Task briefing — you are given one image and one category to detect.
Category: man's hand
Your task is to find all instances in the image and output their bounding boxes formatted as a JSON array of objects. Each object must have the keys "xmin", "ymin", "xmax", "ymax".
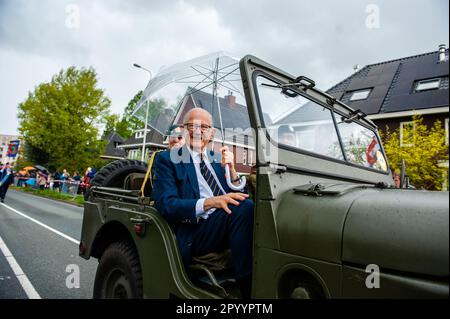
[
  {"xmin": 204, "ymin": 193, "xmax": 249, "ymax": 214},
  {"xmin": 221, "ymin": 146, "xmax": 239, "ymax": 183},
  {"xmin": 221, "ymin": 146, "xmax": 235, "ymax": 170}
]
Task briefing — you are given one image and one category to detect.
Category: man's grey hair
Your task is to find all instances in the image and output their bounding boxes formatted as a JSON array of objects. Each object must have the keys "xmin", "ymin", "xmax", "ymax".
[{"xmin": 182, "ymin": 107, "xmax": 214, "ymax": 126}]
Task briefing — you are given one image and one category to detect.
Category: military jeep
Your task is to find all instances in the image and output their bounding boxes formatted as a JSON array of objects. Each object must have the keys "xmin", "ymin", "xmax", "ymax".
[{"xmin": 79, "ymin": 55, "xmax": 449, "ymax": 299}]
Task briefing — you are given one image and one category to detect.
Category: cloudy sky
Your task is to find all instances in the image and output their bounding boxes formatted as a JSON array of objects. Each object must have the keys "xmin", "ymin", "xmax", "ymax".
[{"xmin": 0, "ymin": 0, "xmax": 448, "ymax": 135}]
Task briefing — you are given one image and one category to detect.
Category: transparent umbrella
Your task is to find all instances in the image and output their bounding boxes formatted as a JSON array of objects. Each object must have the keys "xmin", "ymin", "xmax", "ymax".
[{"xmin": 132, "ymin": 51, "xmax": 247, "ymax": 190}]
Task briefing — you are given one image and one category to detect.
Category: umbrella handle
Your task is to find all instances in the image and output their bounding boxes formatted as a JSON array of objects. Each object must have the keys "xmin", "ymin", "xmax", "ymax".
[{"xmin": 224, "ymin": 164, "xmax": 246, "ymax": 191}]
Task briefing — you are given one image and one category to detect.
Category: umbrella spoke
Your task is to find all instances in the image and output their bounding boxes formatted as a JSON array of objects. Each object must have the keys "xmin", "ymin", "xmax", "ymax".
[
  {"xmin": 191, "ymin": 66, "xmax": 215, "ymax": 82},
  {"xmin": 196, "ymin": 61, "xmax": 238, "ymax": 75},
  {"xmin": 216, "ymin": 61, "xmax": 239, "ymax": 72},
  {"xmin": 186, "ymin": 82, "xmax": 216, "ymax": 96},
  {"xmin": 215, "ymin": 66, "xmax": 240, "ymax": 83},
  {"xmin": 174, "ymin": 72, "xmax": 211, "ymax": 82},
  {"xmin": 218, "ymin": 81, "xmax": 244, "ymax": 97},
  {"xmin": 176, "ymin": 80, "xmax": 216, "ymax": 84}
]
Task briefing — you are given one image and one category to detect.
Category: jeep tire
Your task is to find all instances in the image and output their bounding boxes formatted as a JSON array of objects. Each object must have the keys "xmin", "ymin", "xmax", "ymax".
[
  {"xmin": 85, "ymin": 159, "xmax": 148, "ymax": 200},
  {"xmin": 93, "ymin": 241, "xmax": 143, "ymax": 299}
]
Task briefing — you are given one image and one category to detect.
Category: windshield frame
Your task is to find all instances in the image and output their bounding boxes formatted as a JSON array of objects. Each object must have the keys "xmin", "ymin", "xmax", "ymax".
[{"xmin": 252, "ymin": 71, "xmax": 390, "ymax": 175}]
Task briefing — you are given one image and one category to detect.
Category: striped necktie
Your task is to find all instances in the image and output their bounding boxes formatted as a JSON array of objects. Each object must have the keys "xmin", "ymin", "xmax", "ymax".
[{"xmin": 200, "ymin": 155, "xmax": 223, "ymax": 196}]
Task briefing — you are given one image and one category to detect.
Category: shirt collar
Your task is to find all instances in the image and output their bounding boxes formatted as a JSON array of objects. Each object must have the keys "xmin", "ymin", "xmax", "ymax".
[{"xmin": 186, "ymin": 146, "xmax": 209, "ymax": 163}]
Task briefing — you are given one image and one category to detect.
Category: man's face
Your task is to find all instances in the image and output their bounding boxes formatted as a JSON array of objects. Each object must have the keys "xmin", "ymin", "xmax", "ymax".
[
  {"xmin": 394, "ymin": 175, "xmax": 401, "ymax": 187},
  {"xmin": 184, "ymin": 109, "xmax": 215, "ymax": 152}
]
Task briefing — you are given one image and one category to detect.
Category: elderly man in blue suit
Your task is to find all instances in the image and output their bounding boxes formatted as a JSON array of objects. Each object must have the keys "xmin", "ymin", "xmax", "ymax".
[{"xmin": 152, "ymin": 108, "xmax": 254, "ymax": 298}]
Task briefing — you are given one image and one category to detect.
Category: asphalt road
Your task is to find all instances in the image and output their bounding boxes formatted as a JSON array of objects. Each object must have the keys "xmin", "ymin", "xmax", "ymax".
[{"xmin": 0, "ymin": 189, "xmax": 98, "ymax": 299}]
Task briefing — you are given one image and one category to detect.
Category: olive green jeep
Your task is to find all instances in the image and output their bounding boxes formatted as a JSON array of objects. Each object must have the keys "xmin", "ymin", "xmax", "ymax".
[{"xmin": 79, "ymin": 55, "xmax": 449, "ymax": 299}]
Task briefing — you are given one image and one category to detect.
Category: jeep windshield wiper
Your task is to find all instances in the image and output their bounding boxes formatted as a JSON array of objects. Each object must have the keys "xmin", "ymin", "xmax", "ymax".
[
  {"xmin": 260, "ymin": 82, "xmax": 300, "ymax": 98},
  {"xmin": 339, "ymin": 109, "xmax": 368, "ymax": 123},
  {"xmin": 261, "ymin": 76, "xmax": 316, "ymax": 98}
]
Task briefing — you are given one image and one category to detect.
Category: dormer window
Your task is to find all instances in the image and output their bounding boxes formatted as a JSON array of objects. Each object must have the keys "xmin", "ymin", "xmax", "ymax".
[
  {"xmin": 349, "ymin": 88, "xmax": 371, "ymax": 101},
  {"xmin": 414, "ymin": 78, "xmax": 440, "ymax": 92},
  {"xmin": 135, "ymin": 131, "xmax": 145, "ymax": 139}
]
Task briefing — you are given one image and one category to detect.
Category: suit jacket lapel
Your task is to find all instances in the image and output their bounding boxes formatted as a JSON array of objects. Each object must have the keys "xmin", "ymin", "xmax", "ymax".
[{"xmin": 180, "ymin": 146, "xmax": 200, "ymax": 198}]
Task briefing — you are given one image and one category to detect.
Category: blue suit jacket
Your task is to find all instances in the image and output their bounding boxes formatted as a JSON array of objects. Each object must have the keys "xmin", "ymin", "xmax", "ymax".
[
  {"xmin": 152, "ymin": 146, "xmax": 234, "ymax": 265},
  {"xmin": 0, "ymin": 172, "xmax": 14, "ymax": 187}
]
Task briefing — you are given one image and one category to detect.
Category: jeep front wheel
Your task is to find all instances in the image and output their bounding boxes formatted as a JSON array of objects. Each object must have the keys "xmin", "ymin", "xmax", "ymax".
[{"xmin": 93, "ymin": 241, "xmax": 143, "ymax": 299}]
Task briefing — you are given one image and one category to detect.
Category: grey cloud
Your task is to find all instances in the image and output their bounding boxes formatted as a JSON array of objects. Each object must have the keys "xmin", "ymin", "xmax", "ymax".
[{"xmin": 0, "ymin": 0, "xmax": 447, "ymax": 135}]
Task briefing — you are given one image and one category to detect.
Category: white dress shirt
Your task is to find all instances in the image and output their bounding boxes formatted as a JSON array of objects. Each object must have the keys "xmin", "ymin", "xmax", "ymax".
[{"xmin": 187, "ymin": 147, "xmax": 226, "ymax": 220}]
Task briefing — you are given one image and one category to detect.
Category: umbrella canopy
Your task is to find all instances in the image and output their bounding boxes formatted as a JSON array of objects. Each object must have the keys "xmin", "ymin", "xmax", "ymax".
[
  {"xmin": 132, "ymin": 51, "xmax": 247, "ymax": 139},
  {"xmin": 132, "ymin": 51, "xmax": 248, "ymax": 190},
  {"xmin": 34, "ymin": 165, "xmax": 50, "ymax": 175}
]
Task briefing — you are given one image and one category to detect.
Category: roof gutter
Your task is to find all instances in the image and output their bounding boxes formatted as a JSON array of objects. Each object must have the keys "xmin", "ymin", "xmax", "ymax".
[
  {"xmin": 118, "ymin": 142, "xmax": 167, "ymax": 149},
  {"xmin": 367, "ymin": 106, "xmax": 449, "ymax": 120}
]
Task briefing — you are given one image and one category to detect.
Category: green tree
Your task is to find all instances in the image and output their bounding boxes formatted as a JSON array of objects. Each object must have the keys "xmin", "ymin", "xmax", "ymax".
[
  {"xmin": 123, "ymin": 90, "xmax": 145, "ymax": 131},
  {"xmin": 17, "ymin": 66, "xmax": 111, "ymax": 173},
  {"xmin": 102, "ymin": 113, "xmax": 132, "ymax": 140},
  {"xmin": 102, "ymin": 90, "xmax": 145, "ymax": 140},
  {"xmin": 382, "ymin": 115, "xmax": 448, "ymax": 190}
]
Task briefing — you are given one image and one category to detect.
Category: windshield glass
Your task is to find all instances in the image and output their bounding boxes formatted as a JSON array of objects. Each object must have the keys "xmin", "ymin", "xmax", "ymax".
[
  {"xmin": 335, "ymin": 120, "xmax": 387, "ymax": 171},
  {"xmin": 256, "ymin": 75, "xmax": 388, "ymax": 172}
]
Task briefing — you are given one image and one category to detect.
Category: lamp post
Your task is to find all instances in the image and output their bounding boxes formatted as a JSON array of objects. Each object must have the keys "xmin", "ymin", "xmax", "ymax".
[{"xmin": 133, "ymin": 63, "xmax": 152, "ymax": 162}]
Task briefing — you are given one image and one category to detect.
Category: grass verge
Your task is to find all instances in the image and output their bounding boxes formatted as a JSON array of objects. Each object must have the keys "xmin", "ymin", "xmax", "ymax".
[{"xmin": 10, "ymin": 186, "xmax": 84, "ymax": 206}]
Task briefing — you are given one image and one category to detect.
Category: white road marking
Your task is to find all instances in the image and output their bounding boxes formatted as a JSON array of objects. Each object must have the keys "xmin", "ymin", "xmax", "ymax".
[
  {"xmin": 0, "ymin": 203, "xmax": 80, "ymax": 245},
  {"xmin": 0, "ymin": 235, "xmax": 41, "ymax": 299}
]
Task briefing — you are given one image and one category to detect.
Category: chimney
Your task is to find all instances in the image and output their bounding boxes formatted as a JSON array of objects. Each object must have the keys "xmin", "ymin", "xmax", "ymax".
[
  {"xmin": 225, "ymin": 90, "xmax": 236, "ymax": 106},
  {"xmin": 438, "ymin": 44, "xmax": 447, "ymax": 62}
]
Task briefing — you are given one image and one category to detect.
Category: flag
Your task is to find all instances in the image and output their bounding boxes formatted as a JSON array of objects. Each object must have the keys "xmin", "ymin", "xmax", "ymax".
[{"xmin": 6, "ymin": 140, "xmax": 20, "ymax": 158}]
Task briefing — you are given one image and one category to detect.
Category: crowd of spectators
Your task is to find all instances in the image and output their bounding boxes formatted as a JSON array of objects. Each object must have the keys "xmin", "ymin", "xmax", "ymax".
[{"xmin": 14, "ymin": 166, "xmax": 97, "ymax": 196}]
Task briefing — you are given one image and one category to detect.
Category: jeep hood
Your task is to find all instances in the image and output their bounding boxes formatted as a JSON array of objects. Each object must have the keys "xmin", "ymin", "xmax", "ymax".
[{"xmin": 342, "ymin": 189, "xmax": 449, "ymax": 277}]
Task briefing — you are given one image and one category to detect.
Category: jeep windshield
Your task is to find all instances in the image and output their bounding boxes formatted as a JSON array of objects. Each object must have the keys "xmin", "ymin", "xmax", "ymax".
[{"xmin": 255, "ymin": 75, "xmax": 388, "ymax": 172}]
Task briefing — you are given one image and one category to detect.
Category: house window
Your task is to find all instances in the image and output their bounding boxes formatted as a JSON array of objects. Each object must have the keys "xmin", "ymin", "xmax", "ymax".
[
  {"xmin": 400, "ymin": 121, "xmax": 415, "ymax": 147},
  {"xmin": 135, "ymin": 131, "xmax": 145, "ymax": 139},
  {"xmin": 243, "ymin": 149, "xmax": 247, "ymax": 166},
  {"xmin": 128, "ymin": 149, "xmax": 139, "ymax": 159},
  {"xmin": 349, "ymin": 88, "xmax": 371, "ymax": 101},
  {"xmin": 415, "ymin": 78, "xmax": 440, "ymax": 92}
]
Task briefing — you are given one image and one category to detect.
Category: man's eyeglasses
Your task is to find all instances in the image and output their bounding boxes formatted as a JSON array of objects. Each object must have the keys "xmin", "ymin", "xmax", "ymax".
[
  {"xmin": 183, "ymin": 123, "xmax": 212, "ymax": 133},
  {"xmin": 169, "ymin": 135, "xmax": 183, "ymax": 140}
]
